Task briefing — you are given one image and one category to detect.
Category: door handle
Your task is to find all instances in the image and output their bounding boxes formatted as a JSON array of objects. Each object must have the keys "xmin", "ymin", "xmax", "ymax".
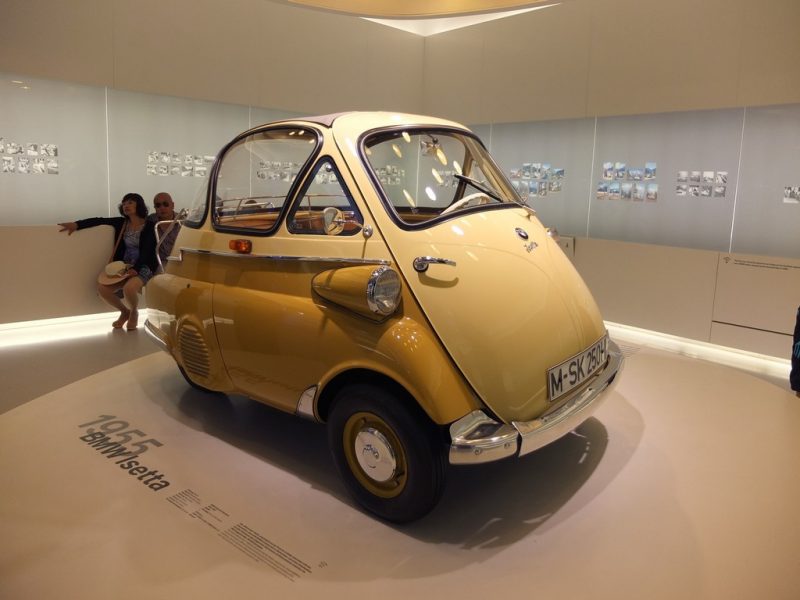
[{"xmin": 413, "ymin": 256, "xmax": 457, "ymax": 272}]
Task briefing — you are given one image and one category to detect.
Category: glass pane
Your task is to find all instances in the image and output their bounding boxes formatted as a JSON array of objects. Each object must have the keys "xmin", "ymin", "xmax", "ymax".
[
  {"xmin": 213, "ymin": 128, "xmax": 317, "ymax": 232},
  {"xmin": 287, "ymin": 158, "xmax": 362, "ymax": 236},
  {"xmin": 364, "ymin": 129, "xmax": 519, "ymax": 227}
]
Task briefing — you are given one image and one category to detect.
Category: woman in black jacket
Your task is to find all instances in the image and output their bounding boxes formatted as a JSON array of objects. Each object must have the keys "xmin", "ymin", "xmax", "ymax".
[{"xmin": 58, "ymin": 193, "xmax": 158, "ymax": 330}]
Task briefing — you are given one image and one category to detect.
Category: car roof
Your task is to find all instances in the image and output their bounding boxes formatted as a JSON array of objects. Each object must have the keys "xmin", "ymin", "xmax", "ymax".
[{"xmin": 251, "ymin": 111, "xmax": 468, "ymax": 134}]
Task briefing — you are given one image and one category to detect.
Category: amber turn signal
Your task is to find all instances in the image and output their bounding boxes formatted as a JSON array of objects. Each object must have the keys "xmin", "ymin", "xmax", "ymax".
[{"xmin": 229, "ymin": 239, "xmax": 252, "ymax": 254}]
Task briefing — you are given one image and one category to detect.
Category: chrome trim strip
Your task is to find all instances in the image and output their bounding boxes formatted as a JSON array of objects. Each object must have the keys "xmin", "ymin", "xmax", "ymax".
[
  {"xmin": 172, "ymin": 247, "xmax": 389, "ymax": 266},
  {"xmin": 296, "ymin": 386, "xmax": 319, "ymax": 421},
  {"xmin": 449, "ymin": 340, "xmax": 624, "ymax": 465},
  {"xmin": 144, "ymin": 319, "xmax": 169, "ymax": 353}
]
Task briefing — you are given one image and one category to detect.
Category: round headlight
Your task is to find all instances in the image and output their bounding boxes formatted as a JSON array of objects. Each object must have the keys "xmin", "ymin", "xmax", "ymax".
[{"xmin": 367, "ymin": 266, "xmax": 402, "ymax": 316}]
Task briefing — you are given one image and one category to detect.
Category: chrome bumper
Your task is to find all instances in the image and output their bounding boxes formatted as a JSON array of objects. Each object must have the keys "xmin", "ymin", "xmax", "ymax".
[
  {"xmin": 449, "ymin": 340, "xmax": 624, "ymax": 465},
  {"xmin": 144, "ymin": 317, "xmax": 169, "ymax": 353}
]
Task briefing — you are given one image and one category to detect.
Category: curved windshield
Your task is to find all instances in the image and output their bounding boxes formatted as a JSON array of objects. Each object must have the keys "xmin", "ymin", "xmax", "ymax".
[{"xmin": 363, "ymin": 128, "xmax": 523, "ymax": 226}]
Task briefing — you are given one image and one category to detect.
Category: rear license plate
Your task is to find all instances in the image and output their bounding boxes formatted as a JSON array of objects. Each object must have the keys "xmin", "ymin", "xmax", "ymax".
[{"xmin": 547, "ymin": 336, "xmax": 608, "ymax": 402}]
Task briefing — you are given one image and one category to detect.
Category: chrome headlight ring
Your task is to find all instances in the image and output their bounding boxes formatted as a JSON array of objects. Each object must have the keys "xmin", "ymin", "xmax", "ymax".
[{"xmin": 366, "ymin": 266, "xmax": 402, "ymax": 316}]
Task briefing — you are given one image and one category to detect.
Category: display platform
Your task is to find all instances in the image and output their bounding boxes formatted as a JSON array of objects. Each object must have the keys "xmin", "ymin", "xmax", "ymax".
[{"xmin": 1, "ymin": 346, "xmax": 799, "ymax": 599}]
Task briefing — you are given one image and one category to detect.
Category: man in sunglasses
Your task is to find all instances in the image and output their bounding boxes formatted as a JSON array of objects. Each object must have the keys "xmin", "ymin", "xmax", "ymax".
[{"xmin": 148, "ymin": 192, "xmax": 181, "ymax": 270}]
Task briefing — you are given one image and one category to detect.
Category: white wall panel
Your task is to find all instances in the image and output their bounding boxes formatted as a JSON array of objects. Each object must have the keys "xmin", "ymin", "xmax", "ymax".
[
  {"xmin": 0, "ymin": 75, "xmax": 108, "ymax": 226},
  {"xmin": 731, "ymin": 105, "xmax": 800, "ymax": 259},
  {"xmin": 573, "ymin": 237, "xmax": 719, "ymax": 342}
]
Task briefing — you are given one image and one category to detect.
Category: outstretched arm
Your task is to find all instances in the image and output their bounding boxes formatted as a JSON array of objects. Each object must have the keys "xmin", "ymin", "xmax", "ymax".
[{"xmin": 57, "ymin": 222, "xmax": 78, "ymax": 235}]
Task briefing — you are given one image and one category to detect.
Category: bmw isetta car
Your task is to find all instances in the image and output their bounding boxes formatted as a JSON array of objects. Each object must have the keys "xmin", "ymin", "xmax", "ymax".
[{"xmin": 145, "ymin": 112, "xmax": 623, "ymax": 523}]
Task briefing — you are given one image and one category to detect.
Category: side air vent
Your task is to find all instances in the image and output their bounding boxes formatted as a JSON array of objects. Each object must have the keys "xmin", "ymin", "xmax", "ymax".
[{"xmin": 178, "ymin": 324, "xmax": 211, "ymax": 379}]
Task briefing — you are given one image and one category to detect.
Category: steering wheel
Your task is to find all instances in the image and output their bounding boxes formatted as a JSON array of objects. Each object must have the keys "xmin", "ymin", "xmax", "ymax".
[{"xmin": 441, "ymin": 192, "xmax": 491, "ymax": 215}]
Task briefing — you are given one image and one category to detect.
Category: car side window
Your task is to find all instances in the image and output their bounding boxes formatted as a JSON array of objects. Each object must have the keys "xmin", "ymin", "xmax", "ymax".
[
  {"xmin": 287, "ymin": 157, "xmax": 363, "ymax": 236},
  {"xmin": 213, "ymin": 128, "xmax": 318, "ymax": 233}
]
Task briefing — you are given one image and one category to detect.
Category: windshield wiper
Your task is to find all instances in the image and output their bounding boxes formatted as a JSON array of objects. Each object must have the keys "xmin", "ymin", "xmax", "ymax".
[{"xmin": 453, "ymin": 173, "xmax": 504, "ymax": 204}]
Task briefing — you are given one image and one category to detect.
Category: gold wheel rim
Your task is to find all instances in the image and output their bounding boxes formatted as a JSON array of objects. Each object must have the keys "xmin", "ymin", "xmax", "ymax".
[{"xmin": 342, "ymin": 411, "xmax": 407, "ymax": 499}]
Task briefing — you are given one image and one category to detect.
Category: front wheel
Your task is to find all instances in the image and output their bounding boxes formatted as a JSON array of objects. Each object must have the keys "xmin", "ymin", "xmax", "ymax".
[{"xmin": 327, "ymin": 384, "xmax": 446, "ymax": 523}]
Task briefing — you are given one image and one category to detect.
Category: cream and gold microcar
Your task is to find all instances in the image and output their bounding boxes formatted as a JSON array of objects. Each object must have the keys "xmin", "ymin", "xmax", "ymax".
[{"xmin": 145, "ymin": 112, "xmax": 623, "ymax": 522}]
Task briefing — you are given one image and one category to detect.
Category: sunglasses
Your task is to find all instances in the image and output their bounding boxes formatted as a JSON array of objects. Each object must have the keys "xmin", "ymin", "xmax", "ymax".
[{"xmin": 154, "ymin": 202, "xmax": 172, "ymax": 208}]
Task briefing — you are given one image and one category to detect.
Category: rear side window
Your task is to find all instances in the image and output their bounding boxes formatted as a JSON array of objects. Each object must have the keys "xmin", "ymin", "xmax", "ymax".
[{"xmin": 213, "ymin": 127, "xmax": 318, "ymax": 233}]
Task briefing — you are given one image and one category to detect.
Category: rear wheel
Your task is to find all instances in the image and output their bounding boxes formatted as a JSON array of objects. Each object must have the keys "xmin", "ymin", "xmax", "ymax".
[{"xmin": 328, "ymin": 384, "xmax": 446, "ymax": 523}]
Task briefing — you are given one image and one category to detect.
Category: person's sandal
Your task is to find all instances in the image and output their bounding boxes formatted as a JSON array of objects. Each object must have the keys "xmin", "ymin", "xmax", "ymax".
[
  {"xmin": 112, "ymin": 309, "xmax": 131, "ymax": 329},
  {"xmin": 126, "ymin": 309, "xmax": 139, "ymax": 331}
]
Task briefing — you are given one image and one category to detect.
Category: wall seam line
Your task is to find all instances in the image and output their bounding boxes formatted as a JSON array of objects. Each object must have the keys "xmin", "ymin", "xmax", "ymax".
[{"xmin": 728, "ymin": 107, "xmax": 746, "ymax": 253}]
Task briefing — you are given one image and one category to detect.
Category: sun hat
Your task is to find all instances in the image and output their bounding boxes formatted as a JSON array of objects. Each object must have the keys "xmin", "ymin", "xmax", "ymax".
[{"xmin": 97, "ymin": 260, "xmax": 132, "ymax": 286}]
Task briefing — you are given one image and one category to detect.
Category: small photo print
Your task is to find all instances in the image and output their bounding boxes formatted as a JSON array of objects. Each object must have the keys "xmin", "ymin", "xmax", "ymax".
[
  {"xmin": 603, "ymin": 162, "xmax": 614, "ymax": 180},
  {"xmin": 26, "ymin": 143, "xmax": 40, "ymax": 156},
  {"xmin": 621, "ymin": 182, "xmax": 633, "ymax": 200},
  {"xmin": 702, "ymin": 171, "xmax": 715, "ymax": 183},
  {"xmin": 159, "ymin": 152, "xmax": 170, "ymax": 164},
  {"xmin": 17, "ymin": 157, "xmax": 30, "ymax": 174},
  {"xmin": 171, "ymin": 153, "xmax": 181, "ymax": 165},
  {"xmin": 614, "ymin": 162, "xmax": 627, "ymax": 179},
  {"xmin": 539, "ymin": 182, "xmax": 548, "ymax": 197},
  {"xmin": 147, "ymin": 152, "xmax": 159, "ymax": 164},
  {"xmin": 42, "ymin": 144, "xmax": 58, "ymax": 157},
  {"xmin": 522, "ymin": 163, "xmax": 532, "ymax": 179},
  {"xmin": 700, "ymin": 185, "xmax": 712, "ymax": 197},
  {"xmin": 32, "ymin": 158, "xmax": 46, "ymax": 174},
  {"xmin": 541, "ymin": 164, "xmax": 552, "ymax": 179},
  {"xmin": 193, "ymin": 155, "xmax": 204, "ymax": 166},
  {"xmin": 184, "ymin": 154, "xmax": 194, "ymax": 165},
  {"xmin": 715, "ymin": 171, "xmax": 728, "ymax": 184},
  {"xmin": 182, "ymin": 165, "xmax": 194, "ymax": 177},
  {"xmin": 628, "ymin": 168, "xmax": 643, "ymax": 181},
  {"xmin": 634, "ymin": 182, "xmax": 646, "ymax": 201},
  {"xmin": 646, "ymin": 183, "xmax": 658, "ymax": 201},
  {"xmin": 553, "ymin": 167, "xmax": 565, "ymax": 179},
  {"xmin": 713, "ymin": 186, "xmax": 726, "ymax": 198},
  {"xmin": 689, "ymin": 185, "xmax": 700, "ymax": 197},
  {"xmin": 6, "ymin": 142, "xmax": 22, "ymax": 155},
  {"xmin": 596, "ymin": 182, "xmax": 608, "ymax": 199},
  {"xmin": 609, "ymin": 181, "xmax": 621, "ymax": 200},
  {"xmin": 46, "ymin": 159, "xmax": 59, "ymax": 175},
  {"xmin": 528, "ymin": 180, "xmax": 539, "ymax": 195},
  {"xmin": 677, "ymin": 170, "xmax": 688, "ymax": 183},
  {"xmin": 203, "ymin": 155, "xmax": 215, "ymax": 164},
  {"xmin": 549, "ymin": 180, "xmax": 562, "ymax": 193},
  {"xmin": 169, "ymin": 165, "xmax": 181, "ymax": 176},
  {"xmin": 2, "ymin": 156, "xmax": 16, "ymax": 172},
  {"xmin": 783, "ymin": 186, "xmax": 800, "ymax": 204},
  {"xmin": 532, "ymin": 163, "xmax": 542, "ymax": 179},
  {"xmin": 194, "ymin": 166, "xmax": 207, "ymax": 178},
  {"xmin": 676, "ymin": 184, "xmax": 688, "ymax": 196},
  {"xmin": 146, "ymin": 165, "xmax": 157, "ymax": 176},
  {"xmin": 645, "ymin": 162, "xmax": 657, "ymax": 179},
  {"xmin": 157, "ymin": 165, "xmax": 169, "ymax": 176},
  {"xmin": 0, "ymin": 137, "xmax": 5, "ymax": 153},
  {"xmin": 690, "ymin": 171, "xmax": 702, "ymax": 183}
]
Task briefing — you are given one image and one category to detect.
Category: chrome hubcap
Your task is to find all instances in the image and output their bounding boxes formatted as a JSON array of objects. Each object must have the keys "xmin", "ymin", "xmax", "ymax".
[{"xmin": 354, "ymin": 427, "xmax": 397, "ymax": 482}]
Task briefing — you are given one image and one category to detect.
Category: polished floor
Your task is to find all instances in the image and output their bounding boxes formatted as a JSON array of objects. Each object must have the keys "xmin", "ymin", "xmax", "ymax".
[{"xmin": 0, "ymin": 318, "xmax": 798, "ymax": 599}]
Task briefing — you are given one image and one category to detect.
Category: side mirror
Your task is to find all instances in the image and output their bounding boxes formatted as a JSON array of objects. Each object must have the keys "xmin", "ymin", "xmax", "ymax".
[
  {"xmin": 322, "ymin": 207, "xmax": 373, "ymax": 238},
  {"xmin": 323, "ymin": 206, "xmax": 345, "ymax": 235}
]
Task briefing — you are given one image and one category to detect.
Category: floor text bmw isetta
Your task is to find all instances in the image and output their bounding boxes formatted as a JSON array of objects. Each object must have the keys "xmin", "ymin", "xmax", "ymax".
[{"xmin": 145, "ymin": 112, "xmax": 623, "ymax": 522}]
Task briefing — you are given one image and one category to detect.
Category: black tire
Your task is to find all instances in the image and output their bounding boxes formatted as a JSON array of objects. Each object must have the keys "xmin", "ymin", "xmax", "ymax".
[
  {"xmin": 178, "ymin": 365, "xmax": 221, "ymax": 395},
  {"xmin": 327, "ymin": 383, "xmax": 446, "ymax": 523}
]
